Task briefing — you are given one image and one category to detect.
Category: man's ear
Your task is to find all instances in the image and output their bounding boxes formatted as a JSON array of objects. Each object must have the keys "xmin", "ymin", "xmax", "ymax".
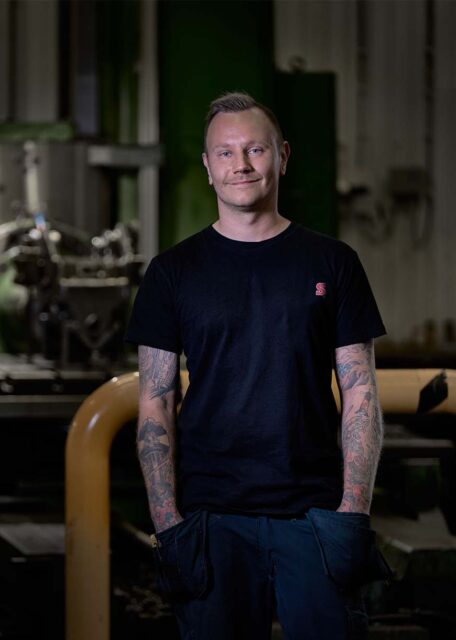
[
  {"xmin": 280, "ymin": 141, "xmax": 291, "ymax": 176},
  {"xmin": 202, "ymin": 153, "xmax": 213, "ymax": 186}
]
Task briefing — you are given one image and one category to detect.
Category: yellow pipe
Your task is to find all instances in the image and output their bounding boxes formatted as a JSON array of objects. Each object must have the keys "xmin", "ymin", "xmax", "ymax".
[
  {"xmin": 65, "ymin": 368, "xmax": 456, "ymax": 640},
  {"xmin": 65, "ymin": 372, "xmax": 139, "ymax": 640},
  {"xmin": 332, "ymin": 368, "xmax": 456, "ymax": 414}
]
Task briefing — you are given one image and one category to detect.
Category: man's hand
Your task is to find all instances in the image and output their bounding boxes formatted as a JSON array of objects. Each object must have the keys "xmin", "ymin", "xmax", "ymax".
[
  {"xmin": 137, "ymin": 345, "xmax": 182, "ymax": 532},
  {"xmin": 335, "ymin": 340, "xmax": 383, "ymax": 514}
]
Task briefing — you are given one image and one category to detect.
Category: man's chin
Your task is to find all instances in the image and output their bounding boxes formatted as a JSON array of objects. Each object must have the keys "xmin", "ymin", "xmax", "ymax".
[{"xmin": 220, "ymin": 197, "xmax": 263, "ymax": 212}]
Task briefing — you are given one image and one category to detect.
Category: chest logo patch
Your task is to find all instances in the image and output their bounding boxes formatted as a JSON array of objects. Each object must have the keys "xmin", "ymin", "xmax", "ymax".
[{"xmin": 315, "ymin": 282, "xmax": 327, "ymax": 297}]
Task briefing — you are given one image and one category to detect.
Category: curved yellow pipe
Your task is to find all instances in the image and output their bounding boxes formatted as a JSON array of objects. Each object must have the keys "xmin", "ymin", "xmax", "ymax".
[
  {"xmin": 65, "ymin": 372, "xmax": 139, "ymax": 640},
  {"xmin": 65, "ymin": 368, "xmax": 456, "ymax": 640}
]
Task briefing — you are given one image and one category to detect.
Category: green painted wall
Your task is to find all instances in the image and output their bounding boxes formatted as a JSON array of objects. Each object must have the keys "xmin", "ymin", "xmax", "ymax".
[
  {"xmin": 275, "ymin": 72, "xmax": 338, "ymax": 238},
  {"xmin": 158, "ymin": 0, "xmax": 274, "ymax": 249}
]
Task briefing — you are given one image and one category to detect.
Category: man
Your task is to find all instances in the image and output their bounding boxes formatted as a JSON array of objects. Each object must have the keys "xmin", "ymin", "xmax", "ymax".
[{"xmin": 126, "ymin": 92, "xmax": 391, "ymax": 640}]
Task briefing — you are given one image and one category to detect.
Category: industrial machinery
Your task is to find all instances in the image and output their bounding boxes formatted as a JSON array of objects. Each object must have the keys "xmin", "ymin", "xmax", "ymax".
[
  {"xmin": 0, "ymin": 136, "xmax": 143, "ymax": 372},
  {"xmin": 0, "ymin": 213, "xmax": 141, "ymax": 367}
]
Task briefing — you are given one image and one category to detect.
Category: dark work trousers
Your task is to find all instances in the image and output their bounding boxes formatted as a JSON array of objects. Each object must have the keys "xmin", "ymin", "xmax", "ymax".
[{"xmin": 152, "ymin": 508, "xmax": 391, "ymax": 640}]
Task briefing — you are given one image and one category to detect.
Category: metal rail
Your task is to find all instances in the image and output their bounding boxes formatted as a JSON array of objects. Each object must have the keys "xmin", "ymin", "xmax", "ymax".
[{"xmin": 65, "ymin": 368, "xmax": 456, "ymax": 640}]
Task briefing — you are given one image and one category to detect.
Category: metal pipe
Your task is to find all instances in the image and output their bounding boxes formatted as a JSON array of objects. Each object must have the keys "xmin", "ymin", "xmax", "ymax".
[
  {"xmin": 377, "ymin": 368, "xmax": 456, "ymax": 413},
  {"xmin": 65, "ymin": 372, "xmax": 139, "ymax": 640},
  {"xmin": 65, "ymin": 368, "xmax": 456, "ymax": 640},
  {"xmin": 332, "ymin": 368, "xmax": 456, "ymax": 413}
]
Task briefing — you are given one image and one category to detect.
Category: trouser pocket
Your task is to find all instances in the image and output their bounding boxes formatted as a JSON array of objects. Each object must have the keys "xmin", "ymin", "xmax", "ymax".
[
  {"xmin": 307, "ymin": 508, "xmax": 393, "ymax": 592},
  {"xmin": 152, "ymin": 509, "xmax": 209, "ymax": 602}
]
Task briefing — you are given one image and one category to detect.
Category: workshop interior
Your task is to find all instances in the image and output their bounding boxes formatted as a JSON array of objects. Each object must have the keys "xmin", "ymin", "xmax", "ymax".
[{"xmin": 0, "ymin": 0, "xmax": 456, "ymax": 638}]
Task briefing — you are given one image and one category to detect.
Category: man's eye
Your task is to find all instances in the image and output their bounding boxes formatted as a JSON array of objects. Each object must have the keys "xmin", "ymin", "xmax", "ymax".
[
  {"xmin": 218, "ymin": 151, "xmax": 231, "ymax": 158},
  {"xmin": 248, "ymin": 147, "xmax": 263, "ymax": 155}
]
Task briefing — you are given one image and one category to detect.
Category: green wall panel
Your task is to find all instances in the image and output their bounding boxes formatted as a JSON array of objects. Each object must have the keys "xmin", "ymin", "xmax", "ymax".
[
  {"xmin": 275, "ymin": 72, "xmax": 338, "ymax": 237},
  {"xmin": 158, "ymin": 0, "xmax": 274, "ymax": 249}
]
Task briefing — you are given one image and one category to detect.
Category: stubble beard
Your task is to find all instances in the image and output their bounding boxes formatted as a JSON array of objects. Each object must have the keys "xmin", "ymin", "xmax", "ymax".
[{"xmin": 216, "ymin": 185, "xmax": 278, "ymax": 217}]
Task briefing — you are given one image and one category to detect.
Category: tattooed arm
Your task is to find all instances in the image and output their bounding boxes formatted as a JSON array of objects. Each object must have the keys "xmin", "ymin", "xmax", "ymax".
[
  {"xmin": 137, "ymin": 345, "xmax": 183, "ymax": 533},
  {"xmin": 334, "ymin": 340, "xmax": 383, "ymax": 514}
]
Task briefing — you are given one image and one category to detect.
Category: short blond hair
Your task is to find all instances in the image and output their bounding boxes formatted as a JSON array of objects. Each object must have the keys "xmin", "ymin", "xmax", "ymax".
[{"xmin": 204, "ymin": 91, "xmax": 284, "ymax": 150}]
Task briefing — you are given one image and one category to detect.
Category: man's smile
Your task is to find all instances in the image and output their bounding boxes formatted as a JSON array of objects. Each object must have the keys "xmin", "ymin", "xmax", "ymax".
[{"xmin": 227, "ymin": 178, "xmax": 261, "ymax": 186}]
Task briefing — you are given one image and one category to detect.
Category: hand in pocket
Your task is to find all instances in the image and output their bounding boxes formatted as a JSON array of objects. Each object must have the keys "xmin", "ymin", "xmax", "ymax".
[
  {"xmin": 152, "ymin": 510, "xmax": 209, "ymax": 602},
  {"xmin": 307, "ymin": 508, "xmax": 393, "ymax": 591}
]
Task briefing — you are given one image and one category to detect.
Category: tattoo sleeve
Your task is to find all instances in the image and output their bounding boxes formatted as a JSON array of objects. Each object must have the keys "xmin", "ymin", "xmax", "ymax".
[
  {"xmin": 137, "ymin": 345, "xmax": 181, "ymax": 533},
  {"xmin": 335, "ymin": 340, "xmax": 383, "ymax": 513}
]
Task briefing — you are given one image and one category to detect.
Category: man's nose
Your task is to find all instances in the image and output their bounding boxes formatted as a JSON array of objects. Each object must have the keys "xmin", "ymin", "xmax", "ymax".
[{"xmin": 233, "ymin": 151, "xmax": 253, "ymax": 173}]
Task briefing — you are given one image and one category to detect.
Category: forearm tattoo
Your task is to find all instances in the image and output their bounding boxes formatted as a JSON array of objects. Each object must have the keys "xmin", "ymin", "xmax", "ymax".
[
  {"xmin": 335, "ymin": 341, "xmax": 383, "ymax": 513},
  {"xmin": 137, "ymin": 346, "xmax": 180, "ymax": 531},
  {"xmin": 138, "ymin": 345, "xmax": 178, "ymax": 407}
]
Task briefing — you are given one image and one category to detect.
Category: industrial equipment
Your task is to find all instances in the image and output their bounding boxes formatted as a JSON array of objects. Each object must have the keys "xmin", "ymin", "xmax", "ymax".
[{"xmin": 0, "ymin": 213, "xmax": 141, "ymax": 367}]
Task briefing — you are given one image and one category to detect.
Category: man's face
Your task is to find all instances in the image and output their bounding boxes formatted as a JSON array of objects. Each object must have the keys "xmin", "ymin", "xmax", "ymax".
[{"xmin": 202, "ymin": 108, "xmax": 290, "ymax": 215}]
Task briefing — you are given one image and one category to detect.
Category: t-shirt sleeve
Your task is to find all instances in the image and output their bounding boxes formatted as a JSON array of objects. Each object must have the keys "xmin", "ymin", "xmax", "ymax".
[
  {"xmin": 335, "ymin": 249, "xmax": 386, "ymax": 348},
  {"xmin": 124, "ymin": 256, "xmax": 182, "ymax": 354}
]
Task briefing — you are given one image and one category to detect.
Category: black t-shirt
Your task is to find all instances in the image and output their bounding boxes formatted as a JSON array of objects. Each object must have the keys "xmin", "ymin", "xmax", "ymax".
[{"xmin": 126, "ymin": 222, "xmax": 386, "ymax": 517}]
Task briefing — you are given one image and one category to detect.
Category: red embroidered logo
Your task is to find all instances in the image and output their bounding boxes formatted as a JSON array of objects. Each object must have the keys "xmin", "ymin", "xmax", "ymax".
[{"xmin": 315, "ymin": 282, "xmax": 327, "ymax": 297}]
